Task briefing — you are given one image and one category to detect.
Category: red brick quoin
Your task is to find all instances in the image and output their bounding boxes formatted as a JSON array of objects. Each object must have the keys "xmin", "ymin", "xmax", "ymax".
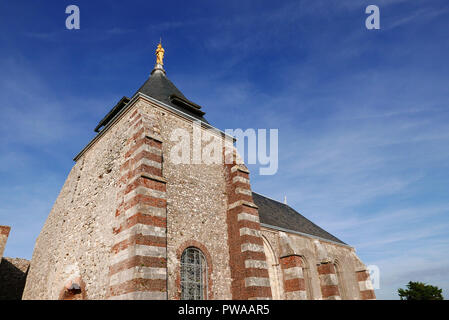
[
  {"xmin": 280, "ymin": 255, "xmax": 307, "ymax": 299},
  {"xmin": 107, "ymin": 109, "xmax": 168, "ymax": 300},
  {"xmin": 356, "ymin": 270, "xmax": 376, "ymax": 300},
  {"xmin": 0, "ymin": 226, "xmax": 11, "ymax": 236},
  {"xmin": 317, "ymin": 262, "xmax": 341, "ymax": 299},
  {"xmin": 223, "ymin": 149, "xmax": 272, "ymax": 300}
]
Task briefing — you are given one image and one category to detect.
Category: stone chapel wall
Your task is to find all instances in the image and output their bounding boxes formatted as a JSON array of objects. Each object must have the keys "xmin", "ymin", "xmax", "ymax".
[
  {"xmin": 260, "ymin": 226, "xmax": 375, "ymax": 300},
  {"xmin": 23, "ymin": 100, "xmax": 138, "ymax": 299},
  {"xmin": 21, "ymin": 92, "xmax": 374, "ymax": 300},
  {"xmin": 23, "ymin": 96, "xmax": 238, "ymax": 299},
  {"xmin": 136, "ymin": 100, "xmax": 234, "ymax": 299}
]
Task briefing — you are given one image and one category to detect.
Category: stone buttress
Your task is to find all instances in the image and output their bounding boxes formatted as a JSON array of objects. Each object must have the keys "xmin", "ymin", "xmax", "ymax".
[
  {"xmin": 223, "ymin": 150, "xmax": 272, "ymax": 300},
  {"xmin": 108, "ymin": 108, "xmax": 168, "ymax": 299},
  {"xmin": 317, "ymin": 262, "xmax": 341, "ymax": 300},
  {"xmin": 280, "ymin": 255, "xmax": 307, "ymax": 299},
  {"xmin": 356, "ymin": 269, "xmax": 376, "ymax": 300}
]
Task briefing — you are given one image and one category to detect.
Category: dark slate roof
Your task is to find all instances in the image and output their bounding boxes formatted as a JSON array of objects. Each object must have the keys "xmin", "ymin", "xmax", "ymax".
[
  {"xmin": 253, "ymin": 192, "xmax": 346, "ymax": 245},
  {"xmin": 94, "ymin": 96, "xmax": 130, "ymax": 132},
  {"xmin": 135, "ymin": 70, "xmax": 209, "ymax": 124},
  {"xmin": 94, "ymin": 69, "xmax": 208, "ymax": 132}
]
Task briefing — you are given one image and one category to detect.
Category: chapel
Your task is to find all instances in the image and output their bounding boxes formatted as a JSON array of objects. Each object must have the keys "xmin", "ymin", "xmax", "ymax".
[{"xmin": 22, "ymin": 43, "xmax": 375, "ymax": 300}]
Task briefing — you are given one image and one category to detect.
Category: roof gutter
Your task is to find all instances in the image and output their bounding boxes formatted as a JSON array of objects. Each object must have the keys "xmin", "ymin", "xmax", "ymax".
[{"xmin": 260, "ymin": 223, "xmax": 353, "ymax": 249}]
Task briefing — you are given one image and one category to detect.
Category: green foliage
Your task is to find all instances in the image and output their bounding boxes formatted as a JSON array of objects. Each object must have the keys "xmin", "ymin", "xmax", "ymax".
[{"xmin": 398, "ymin": 281, "xmax": 444, "ymax": 300}]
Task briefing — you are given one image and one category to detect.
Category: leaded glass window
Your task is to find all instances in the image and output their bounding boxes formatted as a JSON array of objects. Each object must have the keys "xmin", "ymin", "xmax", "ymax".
[{"xmin": 181, "ymin": 247, "xmax": 207, "ymax": 300}]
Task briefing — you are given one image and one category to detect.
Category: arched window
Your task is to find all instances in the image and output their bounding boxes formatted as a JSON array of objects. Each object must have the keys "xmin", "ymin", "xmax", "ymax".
[
  {"xmin": 301, "ymin": 256, "xmax": 313, "ymax": 299},
  {"xmin": 181, "ymin": 247, "xmax": 208, "ymax": 300},
  {"xmin": 334, "ymin": 261, "xmax": 345, "ymax": 299},
  {"xmin": 262, "ymin": 236, "xmax": 282, "ymax": 299}
]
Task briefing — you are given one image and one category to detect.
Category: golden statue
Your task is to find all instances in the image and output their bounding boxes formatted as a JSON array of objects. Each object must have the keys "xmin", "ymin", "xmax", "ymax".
[{"xmin": 156, "ymin": 43, "xmax": 165, "ymax": 65}]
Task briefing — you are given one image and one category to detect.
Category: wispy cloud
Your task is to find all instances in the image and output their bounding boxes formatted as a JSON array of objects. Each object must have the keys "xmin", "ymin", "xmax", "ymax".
[
  {"xmin": 1, "ymin": 0, "xmax": 448, "ymax": 300},
  {"xmin": 384, "ymin": 5, "xmax": 449, "ymax": 30},
  {"xmin": 23, "ymin": 31, "xmax": 61, "ymax": 40},
  {"xmin": 174, "ymin": 2, "xmax": 449, "ymax": 299}
]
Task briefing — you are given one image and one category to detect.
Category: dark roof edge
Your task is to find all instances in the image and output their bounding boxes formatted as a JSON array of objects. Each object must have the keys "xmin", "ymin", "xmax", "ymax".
[
  {"xmin": 260, "ymin": 223, "xmax": 353, "ymax": 249},
  {"xmin": 73, "ymin": 92, "xmax": 235, "ymax": 162},
  {"xmin": 169, "ymin": 94, "xmax": 205, "ymax": 116},
  {"xmin": 94, "ymin": 96, "xmax": 130, "ymax": 133},
  {"xmin": 252, "ymin": 191, "xmax": 285, "ymax": 205},
  {"xmin": 170, "ymin": 94, "xmax": 203, "ymax": 109}
]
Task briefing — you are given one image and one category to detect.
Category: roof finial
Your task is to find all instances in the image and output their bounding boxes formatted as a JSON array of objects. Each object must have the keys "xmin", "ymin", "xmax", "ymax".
[
  {"xmin": 151, "ymin": 40, "xmax": 166, "ymax": 75},
  {"xmin": 155, "ymin": 41, "xmax": 165, "ymax": 66}
]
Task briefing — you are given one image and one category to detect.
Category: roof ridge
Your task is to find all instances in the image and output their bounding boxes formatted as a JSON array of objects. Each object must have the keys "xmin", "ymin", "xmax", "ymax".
[{"xmin": 252, "ymin": 191, "xmax": 292, "ymax": 208}]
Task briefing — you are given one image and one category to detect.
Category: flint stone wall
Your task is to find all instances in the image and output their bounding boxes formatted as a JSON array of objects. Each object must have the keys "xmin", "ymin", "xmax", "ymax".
[{"xmin": 23, "ymin": 97, "xmax": 233, "ymax": 299}]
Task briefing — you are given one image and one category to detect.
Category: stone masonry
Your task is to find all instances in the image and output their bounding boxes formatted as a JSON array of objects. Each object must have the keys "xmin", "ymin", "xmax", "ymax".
[
  {"xmin": 21, "ymin": 49, "xmax": 375, "ymax": 300},
  {"xmin": 0, "ymin": 226, "xmax": 10, "ymax": 261},
  {"xmin": 223, "ymin": 151, "xmax": 272, "ymax": 300}
]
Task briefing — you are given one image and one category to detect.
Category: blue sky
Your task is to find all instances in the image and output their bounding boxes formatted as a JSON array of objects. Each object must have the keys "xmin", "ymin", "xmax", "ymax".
[{"xmin": 0, "ymin": 0, "xmax": 448, "ymax": 300}]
